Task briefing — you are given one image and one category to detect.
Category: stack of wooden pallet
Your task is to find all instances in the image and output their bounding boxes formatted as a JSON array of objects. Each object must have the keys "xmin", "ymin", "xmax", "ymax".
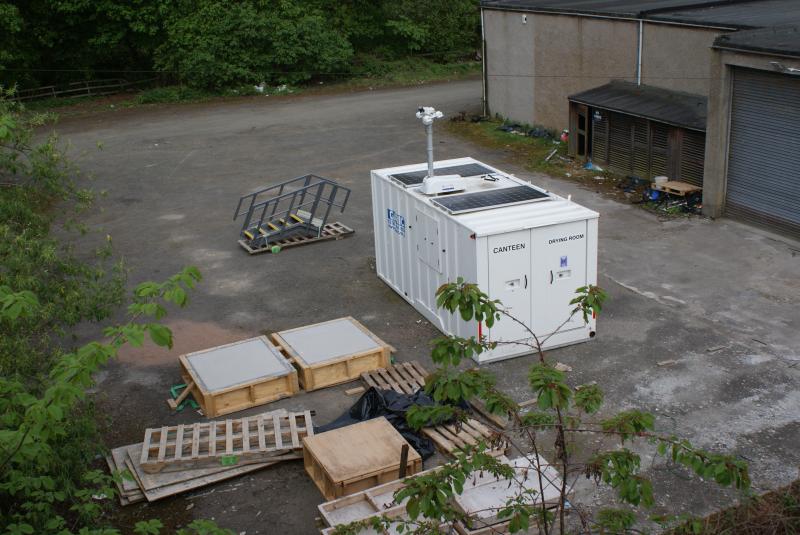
[
  {"xmin": 106, "ymin": 409, "xmax": 313, "ymax": 505},
  {"xmin": 361, "ymin": 361, "xmax": 508, "ymax": 458}
]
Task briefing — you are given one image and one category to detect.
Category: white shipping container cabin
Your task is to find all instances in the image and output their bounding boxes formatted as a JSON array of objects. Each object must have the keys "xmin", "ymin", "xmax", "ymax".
[{"xmin": 371, "ymin": 157, "xmax": 599, "ymax": 364}]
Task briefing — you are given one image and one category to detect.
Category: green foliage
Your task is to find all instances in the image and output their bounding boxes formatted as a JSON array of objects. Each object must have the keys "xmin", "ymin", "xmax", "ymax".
[
  {"xmin": 395, "ymin": 448, "xmax": 514, "ymax": 523},
  {"xmin": 134, "ymin": 85, "xmax": 210, "ymax": 104},
  {"xmin": 519, "ymin": 411, "xmax": 557, "ymax": 430},
  {"xmin": 596, "ymin": 508, "xmax": 636, "ymax": 532},
  {"xmin": 0, "ymin": 89, "xmax": 213, "ymax": 533},
  {"xmin": 574, "ymin": 383, "xmax": 604, "ymax": 414},
  {"xmin": 658, "ymin": 438, "xmax": 750, "ymax": 490},
  {"xmin": 435, "ymin": 277, "xmax": 500, "ymax": 328},
  {"xmin": 601, "ymin": 410, "xmax": 655, "ymax": 442},
  {"xmin": 154, "ymin": 1, "xmax": 354, "ymax": 89},
  {"xmin": 424, "ymin": 368, "xmax": 494, "ymax": 404},
  {"xmin": 570, "ymin": 284, "xmax": 608, "ymax": 323},
  {"xmin": 527, "ymin": 363, "xmax": 572, "ymax": 410},
  {"xmin": 588, "ymin": 449, "xmax": 654, "ymax": 507},
  {"xmin": 430, "ymin": 335, "xmax": 490, "ymax": 366},
  {"xmin": 406, "ymin": 404, "xmax": 461, "ymax": 431},
  {"xmin": 1, "ymin": 1, "xmax": 481, "ymax": 92}
]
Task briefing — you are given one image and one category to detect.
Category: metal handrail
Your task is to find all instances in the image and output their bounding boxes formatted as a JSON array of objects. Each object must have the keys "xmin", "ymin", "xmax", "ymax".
[{"xmin": 233, "ymin": 174, "xmax": 340, "ymax": 221}]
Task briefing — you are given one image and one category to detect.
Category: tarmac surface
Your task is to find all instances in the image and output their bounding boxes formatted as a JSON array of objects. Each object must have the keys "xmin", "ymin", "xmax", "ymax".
[{"xmin": 56, "ymin": 80, "xmax": 799, "ymax": 533}]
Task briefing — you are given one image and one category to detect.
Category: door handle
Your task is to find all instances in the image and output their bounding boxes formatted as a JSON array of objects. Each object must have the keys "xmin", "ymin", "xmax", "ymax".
[
  {"xmin": 550, "ymin": 270, "xmax": 554, "ymax": 284},
  {"xmin": 524, "ymin": 275, "xmax": 528, "ymax": 289}
]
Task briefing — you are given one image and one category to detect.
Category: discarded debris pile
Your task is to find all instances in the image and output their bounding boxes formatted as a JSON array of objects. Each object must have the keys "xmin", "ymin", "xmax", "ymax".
[
  {"xmin": 107, "ymin": 409, "xmax": 313, "ymax": 505},
  {"xmin": 626, "ymin": 177, "xmax": 703, "ymax": 214},
  {"xmin": 316, "ymin": 455, "xmax": 563, "ymax": 534}
]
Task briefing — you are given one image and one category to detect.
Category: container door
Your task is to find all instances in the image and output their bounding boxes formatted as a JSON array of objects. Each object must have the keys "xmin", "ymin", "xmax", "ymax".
[
  {"xmin": 415, "ymin": 210, "xmax": 442, "ymax": 273},
  {"xmin": 488, "ymin": 230, "xmax": 531, "ymax": 343},
  {"xmin": 531, "ymin": 221, "xmax": 588, "ymax": 336}
]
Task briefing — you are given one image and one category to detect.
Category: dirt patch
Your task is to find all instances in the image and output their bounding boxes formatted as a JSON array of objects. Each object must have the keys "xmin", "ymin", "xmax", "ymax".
[{"xmin": 116, "ymin": 319, "xmax": 251, "ymax": 366}]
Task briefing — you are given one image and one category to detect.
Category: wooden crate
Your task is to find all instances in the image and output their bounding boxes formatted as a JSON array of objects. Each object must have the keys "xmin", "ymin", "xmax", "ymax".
[
  {"xmin": 179, "ymin": 336, "xmax": 299, "ymax": 418},
  {"xmin": 140, "ymin": 411, "xmax": 312, "ymax": 473},
  {"xmin": 303, "ymin": 417, "xmax": 422, "ymax": 501},
  {"xmin": 273, "ymin": 317, "xmax": 392, "ymax": 392}
]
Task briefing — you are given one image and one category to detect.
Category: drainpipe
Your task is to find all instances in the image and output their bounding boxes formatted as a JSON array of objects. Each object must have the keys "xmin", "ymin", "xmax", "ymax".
[
  {"xmin": 636, "ymin": 19, "xmax": 643, "ymax": 85},
  {"xmin": 481, "ymin": 8, "xmax": 488, "ymax": 116}
]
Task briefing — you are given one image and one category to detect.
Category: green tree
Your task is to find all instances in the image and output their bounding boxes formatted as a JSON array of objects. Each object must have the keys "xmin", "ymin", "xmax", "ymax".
[
  {"xmin": 155, "ymin": 0, "xmax": 354, "ymax": 89},
  {"xmin": 336, "ymin": 280, "xmax": 749, "ymax": 534},
  {"xmin": 0, "ymin": 88, "xmax": 208, "ymax": 533}
]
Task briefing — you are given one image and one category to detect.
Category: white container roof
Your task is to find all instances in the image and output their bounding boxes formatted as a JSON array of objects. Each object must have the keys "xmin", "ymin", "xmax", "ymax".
[{"xmin": 372, "ymin": 157, "xmax": 598, "ymax": 237}]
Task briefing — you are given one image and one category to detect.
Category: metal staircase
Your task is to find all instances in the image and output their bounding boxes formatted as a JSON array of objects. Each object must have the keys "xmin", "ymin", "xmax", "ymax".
[{"xmin": 234, "ymin": 175, "xmax": 351, "ymax": 251}]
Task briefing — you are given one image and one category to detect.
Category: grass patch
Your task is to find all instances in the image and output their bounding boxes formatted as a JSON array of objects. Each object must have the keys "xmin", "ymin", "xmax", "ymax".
[
  {"xmin": 443, "ymin": 117, "xmax": 566, "ymax": 176},
  {"xmin": 21, "ymin": 57, "xmax": 481, "ymax": 114},
  {"xmin": 339, "ymin": 55, "xmax": 481, "ymax": 88},
  {"xmin": 134, "ymin": 85, "xmax": 212, "ymax": 104},
  {"xmin": 671, "ymin": 480, "xmax": 800, "ymax": 534}
]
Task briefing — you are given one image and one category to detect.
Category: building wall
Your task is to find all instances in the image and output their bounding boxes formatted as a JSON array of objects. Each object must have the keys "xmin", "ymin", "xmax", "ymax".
[
  {"xmin": 702, "ymin": 49, "xmax": 800, "ymax": 218},
  {"xmin": 532, "ymin": 15, "xmax": 638, "ymax": 130},
  {"xmin": 484, "ymin": 10, "xmax": 537, "ymax": 125},
  {"xmin": 483, "ymin": 9, "xmax": 723, "ymax": 131},
  {"xmin": 640, "ymin": 23, "xmax": 720, "ymax": 96}
]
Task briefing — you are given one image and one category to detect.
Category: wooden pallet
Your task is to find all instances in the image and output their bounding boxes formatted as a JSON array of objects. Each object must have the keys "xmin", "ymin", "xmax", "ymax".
[
  {"xmin": 361, "ymin": 361, "xmax": 428, "ymax": 394},
  {"xmin": 140, "ymin": 411, "xmax": 313, "ymax": 473},
  {"xmin": 651, "ymin": 180, "xmax": 702, "ymax": 196},
  {"xmin": 238, "ymin": 222, "xmax": 354, "ymax": 255},
  {"xmin": 124, "ymin": 443, "xmax": 282, "ymax": 502},
  {"xmin": 422, "ymin": 418, "xmax": 506, "ymax": 458},
  {"xmin": 361, "ymin": 362, "xmax": 505, "ymax": 458},
  {"xmin": 273, "ymin": 317, "xmax": 393, "ymax": 392}
]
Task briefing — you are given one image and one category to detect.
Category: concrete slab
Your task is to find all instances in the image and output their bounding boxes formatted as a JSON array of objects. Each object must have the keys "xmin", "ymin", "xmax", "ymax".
[
  {"xmin": 55, "ymin": 79, "xmax": 799, "ymax": 533},
  {"xmin": 185, "ymin": 337, "xmax": 293, "ymax": 392},
  {"xmin": 277, "ymin": 318, "xmax": 381, "ymax": 365}
]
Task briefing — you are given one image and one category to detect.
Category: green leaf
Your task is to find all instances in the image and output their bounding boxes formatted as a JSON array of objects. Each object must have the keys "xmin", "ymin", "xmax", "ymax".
[{"xmin": 148, "ymin": 324, "xmax": 173, "ymax": 348}]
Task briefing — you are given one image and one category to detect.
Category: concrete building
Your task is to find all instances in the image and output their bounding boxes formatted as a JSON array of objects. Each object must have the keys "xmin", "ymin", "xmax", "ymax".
[{"xmin": 480, "ymin": 0, "xmax": 800, "ymax": 238}]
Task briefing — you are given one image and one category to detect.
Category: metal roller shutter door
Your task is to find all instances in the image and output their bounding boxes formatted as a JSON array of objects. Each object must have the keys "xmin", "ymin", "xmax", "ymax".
[{"xmin": 726, "ymin": 68, "xmax": 800, "ymax": 237}]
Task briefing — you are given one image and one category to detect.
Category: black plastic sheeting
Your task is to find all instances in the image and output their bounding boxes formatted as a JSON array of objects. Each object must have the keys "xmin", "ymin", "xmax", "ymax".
[{"xmin": 315, "ymin": 387, "xmax": 439, "ymax": 459}]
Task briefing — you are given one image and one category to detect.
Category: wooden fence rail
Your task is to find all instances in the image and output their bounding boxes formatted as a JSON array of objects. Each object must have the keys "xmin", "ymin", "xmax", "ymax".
[{"xmin": 13, "ymin": 77, "xmax": 158, "ymax": 102}]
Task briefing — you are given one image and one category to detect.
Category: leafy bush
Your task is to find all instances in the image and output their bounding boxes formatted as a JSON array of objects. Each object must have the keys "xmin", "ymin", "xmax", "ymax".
[
  {"xmin": 1, "ymin": 0, "xmax": 481, "ymax": 91},
  {"xmin": 0, "ymin": 88, "xmax": 210, "ymax": 533},
  {"xmin": 154, "ymin": 1, "xmax": 353, "ymax": 89},
  {"xmin": 135, "ymin": 85, "xmax": 210, "ymax": 104}
]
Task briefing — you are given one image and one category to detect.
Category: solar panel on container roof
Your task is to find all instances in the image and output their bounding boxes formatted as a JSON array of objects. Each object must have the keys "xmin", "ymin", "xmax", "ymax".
[
  {"xmin": 389, "ymin": 163, "xmax": 495, "ymax": 186},
  {"xmin": 431, "ymin": 185, "xmax": 549, "ymax": 214}
]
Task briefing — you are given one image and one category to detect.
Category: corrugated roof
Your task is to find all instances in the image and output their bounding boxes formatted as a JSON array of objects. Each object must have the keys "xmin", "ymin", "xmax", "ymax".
[
  {"xmin": 713, "ymin": 24, "xmax": 800, "ymax": 56},
  {"xmin": 480, "ymin": 0, "xmax": 727, "ymax": 18},
  {"xmin": 481, "ymin": 0, "xmax": 800, "ymax": 29},
  {"xmin": 568, "ymin": 81, "xmax": 708, "ymax": 131},
  {"xmin": 651, "ymin": 0, "xmax": 800, "ymax": 29}
]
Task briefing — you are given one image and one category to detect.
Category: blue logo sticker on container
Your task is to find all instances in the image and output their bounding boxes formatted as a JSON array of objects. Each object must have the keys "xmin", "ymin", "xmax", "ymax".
[
  {"xmin": 560, "ymin": 256, "xmax": 568, "ymax": 267},
  {"xmin": 387, "ymin": 209, "xmax": 406, "ymax": 237}
]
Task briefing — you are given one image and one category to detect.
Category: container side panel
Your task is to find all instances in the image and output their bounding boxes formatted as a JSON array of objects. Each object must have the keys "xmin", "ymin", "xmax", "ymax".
[
  {"xmin": 372, "ymin": 173, "xmax": 414, "ymax": 303},
  {"xmin": 585, "ymin": 218, "xmax": 599, "ymax": 332}
]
